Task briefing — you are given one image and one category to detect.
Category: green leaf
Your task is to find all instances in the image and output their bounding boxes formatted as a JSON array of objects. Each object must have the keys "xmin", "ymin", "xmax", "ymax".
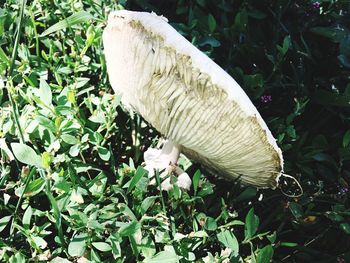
[
  {"xmin": 277, "ymin": 35, "xmax": 291, "ymax": 56},
  {"xmin": 11, "ymin": 143, "xmax": 42, "ymax": 167},
  {"xmin": 144, "ymin": 250, "xmax": 178, "ymax": 263},
  {"xmin": 0, "ymin": 138, "xmax": 14, "ymax": 161},
  {"xmin": 192, "ymin": 231, "xmax": 208, "ymax": 238},
  {"xmin": 97, "ymin": 146, "xmax": 111, "ymax": 161},
  {"xmin": 88, "ymin": 172, "xmax": 107, "ymax": 196},
  {"xmin": 339, "ymin": 36, "xmax": 350, "ymax": 68},
  {"xmin": 280, "ymin": 242, "xmax": 298, "ymax": 247},
  {"xmin": 256, "ymin": 245, "xmax": 274, "ymax": 263},
  {"xmin": 36, "ymin": 116, "xmax": 56, "ymax": 133},
  {"xmin": 32, "ymin": 236, "xmax": 47, "ymax": 249},
  {"xmin": 344, "ymin": 82, "xmax": 350, "ymax": 96},
  {"xmin": 23, "ymin": 178, "xmax": 45, "ymax": 197},
  {"xmin": 338, "ymin": 54, "xmax": 350, "ymax": 68},
  {"xmin": 118, "ymin": 203, "xmax": 137, "ymax": 221},
  {"xmin": 68, "ymin": 208, "xmax": 88, "ymax": 226},
  {"xmin": 127, "ymin": 166, "xmax": 147, "ymax": 193},
  {"xmin": 267, "ymin": 231, "xmax": 277, "ymax": 243},
  {"xmin": 0, "ymin": 215, "xmax": 12, "ymax": 233},
  {"xmin": 310, "ymin": 26, "xmax": 348, "ymax": 42},
  {"xmin": 50, "ymin": 257, "xmax": 72, "ymax": 263},
  {"xmin": 68, "ymin": 232, "xmax": 88, "ymax": 257},
  {"xmin": 39, "ymin": 78, "xmax": 52, "ymax": 106},
  {"xmin": 118, "ymin": 221, "xmax": 140, "ymax": 237},
  {"xmin": 42, "ymin": 152, "xmax": 52, "ymax": 169},
  {"xmin": 234, "ymin": 9, "xmax": 248, "ymax": 31},
  {"xmin": 22, "ymin": 206, "xmax": 33, "ymax": 228},
  {"xmin": 0, "ymin": 46, "xmax": 10, "ymax": 66},
  {"xmin": 204, "ymin": 217, "xmax": 217, "ymax": 231},
  {"xmin": 340, "ymin": 223, "xmax": 350, "ymax": 235},
  {"xmin": 141, "ymin": 236, "xmax": 156, "ymax": 259},
  {"xmin": 207, "ymin": 14, "xmax": 216, "ymax": 32},
  {"xmin": 90, "ymin": 249, "xmax": 101, "ymax": 261},
  {"xmin": 339, "ymin": 147, "xmax": 350, "ymax": 161},
  {"xmin": 87, "ymin": 220, "xmax": 104, "ymax": 231},
  {"xmin": 41, "ymin": 11, "xmax": 94, "ymax": 37},
  {"xmin": 235, "ymin": 187, "xmax": 257, "ymax": 202},
  {"xmin": 244, "ymin": 208, "xmax": 259, "ymax": 240},
  {"xmin": 289, "ymin": 202, "xmax": 303, "ymax": 220},
  {"xmin": 192, "ymin": 170, "xmax": 201, "ymax": 194},
  {"xmin": 198, "ymin": 182, "xmax": 214, "ymax": 196},
  {"xmin": 198, "ymin": 36, "xmax": 220, "ymax": 47},
  {"xmin": 67, "ymin": 90, "xmax": 76, "ymax": 104},
  {"xmin": 61, "ymin": 134, "xmax": 79, "ymax": 145},
  {"xmin": 343, "ymin": 130, "xmax": 350, "ymax": 148},
  {"xmin": 109, "ymin": 233, "xmax": 121, "ymax": 259},
  {"xmin": 248, "ymin": 9, "xmax": 267, "ymax": 19},
  {"xmin": 0, "ymin": 9, "xmax": 6, "ymax": 36},
  {"xmin": 92, "ymin": 242, "xmax": 112, "ymax": 252},
  {"xmin": 312, "ymin": 153, "xmax": 336, "ymax": 165},
  {"xmin": 244, "ymin": 74, "xmax": 264, "ymax": 98},
  {"xmin": 69, "ymin": 144, "xmax": 80, "ymax": 157},
  {"xmin": 217, "ymin": 230, "xmax": 239, "ymax": 256},
  {"xmin": 140, "ymin": 196, "xmax": 158, "ymax": 214},
  {"xmin": 12, "ymin": 251, "xmax": 26, "ymax": 263},
  {"xmin": 196, "ymin": 0, "xmax": 206, "ymax": 8},
  {"xmin": 312, "ymin": 90, "xmax": 350, "ymax": 107}
]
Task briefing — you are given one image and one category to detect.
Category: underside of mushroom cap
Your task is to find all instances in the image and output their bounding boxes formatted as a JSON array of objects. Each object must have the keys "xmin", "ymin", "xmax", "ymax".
[{"xmin": 103, "ymin": 10, "xmax": 284, "ymax": 188}]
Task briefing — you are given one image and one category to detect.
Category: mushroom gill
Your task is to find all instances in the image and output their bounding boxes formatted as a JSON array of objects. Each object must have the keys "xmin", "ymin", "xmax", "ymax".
[{"xmin": 103, "ymin": 10, "xmax": 284, "ymax": 189}]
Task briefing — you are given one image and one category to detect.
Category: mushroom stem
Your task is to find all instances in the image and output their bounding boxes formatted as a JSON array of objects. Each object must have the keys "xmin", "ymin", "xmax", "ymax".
[
  {"xmin": 159, "ymin": 139, "xmax": 181, "ymax": 165},
  {"xmin": 144, "ymin": 139, "xmax": 191, "ymax": 190},
  {"xmin": 144, "ymin": 139, "xmax": 181, "ymax": 169}
]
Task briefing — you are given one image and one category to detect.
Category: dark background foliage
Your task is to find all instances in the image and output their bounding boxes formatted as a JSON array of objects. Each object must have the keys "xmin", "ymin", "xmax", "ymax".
[
  {"xmin": 129, "ymin": 0, "xmax": 350, "ymax": 260},
  {"xmin": 0, "ymin": 0, "xmax": 350, "ymax": 262}
]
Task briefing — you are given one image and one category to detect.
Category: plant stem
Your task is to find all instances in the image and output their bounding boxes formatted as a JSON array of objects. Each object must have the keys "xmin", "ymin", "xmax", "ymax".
[
  {"xmin": 29, "ymin": 7, "xmax": 40, "ymax": 57},
  {"xmin": 7, "ymin": 0, "xmax": 27, "ymax": 143},
  {"xmin": 8, "ymin": 0, "xmax": 26, "ymax": 77},
  {"xmin": 131, "ymin": 114, "xmax": 141, "ymax": 163},
  {"xmin": 9, "ymin": 167, "xmax": 36, "ymax": 237},
  {"xmin": 41, "ymin": 169, "xmax": 67, "ymax": 250}
]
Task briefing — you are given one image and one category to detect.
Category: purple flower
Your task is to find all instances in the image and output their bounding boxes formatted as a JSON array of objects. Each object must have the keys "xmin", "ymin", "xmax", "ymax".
[
  {"xmin": 261, "ymin": 95, "xmax": 272, "ymax": 103},
  {"xmin": 312, "ymin": 2, "xmax": 321, "ymax": 9},
  {"xmin": 340, "ymin": 187, "xmax": 349, "ymax": 194},
  {"xmin": 337, "ymin": 184, "xmax": 349, "ymax": 196}
]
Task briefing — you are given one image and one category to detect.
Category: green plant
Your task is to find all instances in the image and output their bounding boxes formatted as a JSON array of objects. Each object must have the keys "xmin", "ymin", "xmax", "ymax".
[{"xmin": 0, "ymin": 0, "xmax": 349, "ymax": 262}]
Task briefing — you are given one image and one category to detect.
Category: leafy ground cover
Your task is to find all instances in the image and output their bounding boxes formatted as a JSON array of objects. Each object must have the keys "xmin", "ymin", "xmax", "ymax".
[{"xmin": 0, "ymin": 0, "xmax": 350, "ymax": 262}]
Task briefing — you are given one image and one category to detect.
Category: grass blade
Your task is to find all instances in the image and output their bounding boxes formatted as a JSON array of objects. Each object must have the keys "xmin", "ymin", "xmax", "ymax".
[
  {"xmin": 7, "ymin": 0, "xmax": 26, "ymax": 143},
  {"xmin": 127, "ymin": 166, "xmax": 147, "ymax": 193},
  {"xmin": 41, "ymin": 11, "xmax": 94, "ymax": 37}
]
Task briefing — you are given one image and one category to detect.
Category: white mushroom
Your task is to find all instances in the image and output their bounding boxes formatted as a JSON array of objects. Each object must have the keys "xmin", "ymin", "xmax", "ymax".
[{"xmin": 103, "ymin": 10, "xmax": 284, "ymax": 189}]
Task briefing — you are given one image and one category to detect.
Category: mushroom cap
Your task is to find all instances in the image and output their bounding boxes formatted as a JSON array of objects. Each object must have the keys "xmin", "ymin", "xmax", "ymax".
[{"xmin": 103, "ymin": 10, "xmax": 284, "ymax": 188}]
